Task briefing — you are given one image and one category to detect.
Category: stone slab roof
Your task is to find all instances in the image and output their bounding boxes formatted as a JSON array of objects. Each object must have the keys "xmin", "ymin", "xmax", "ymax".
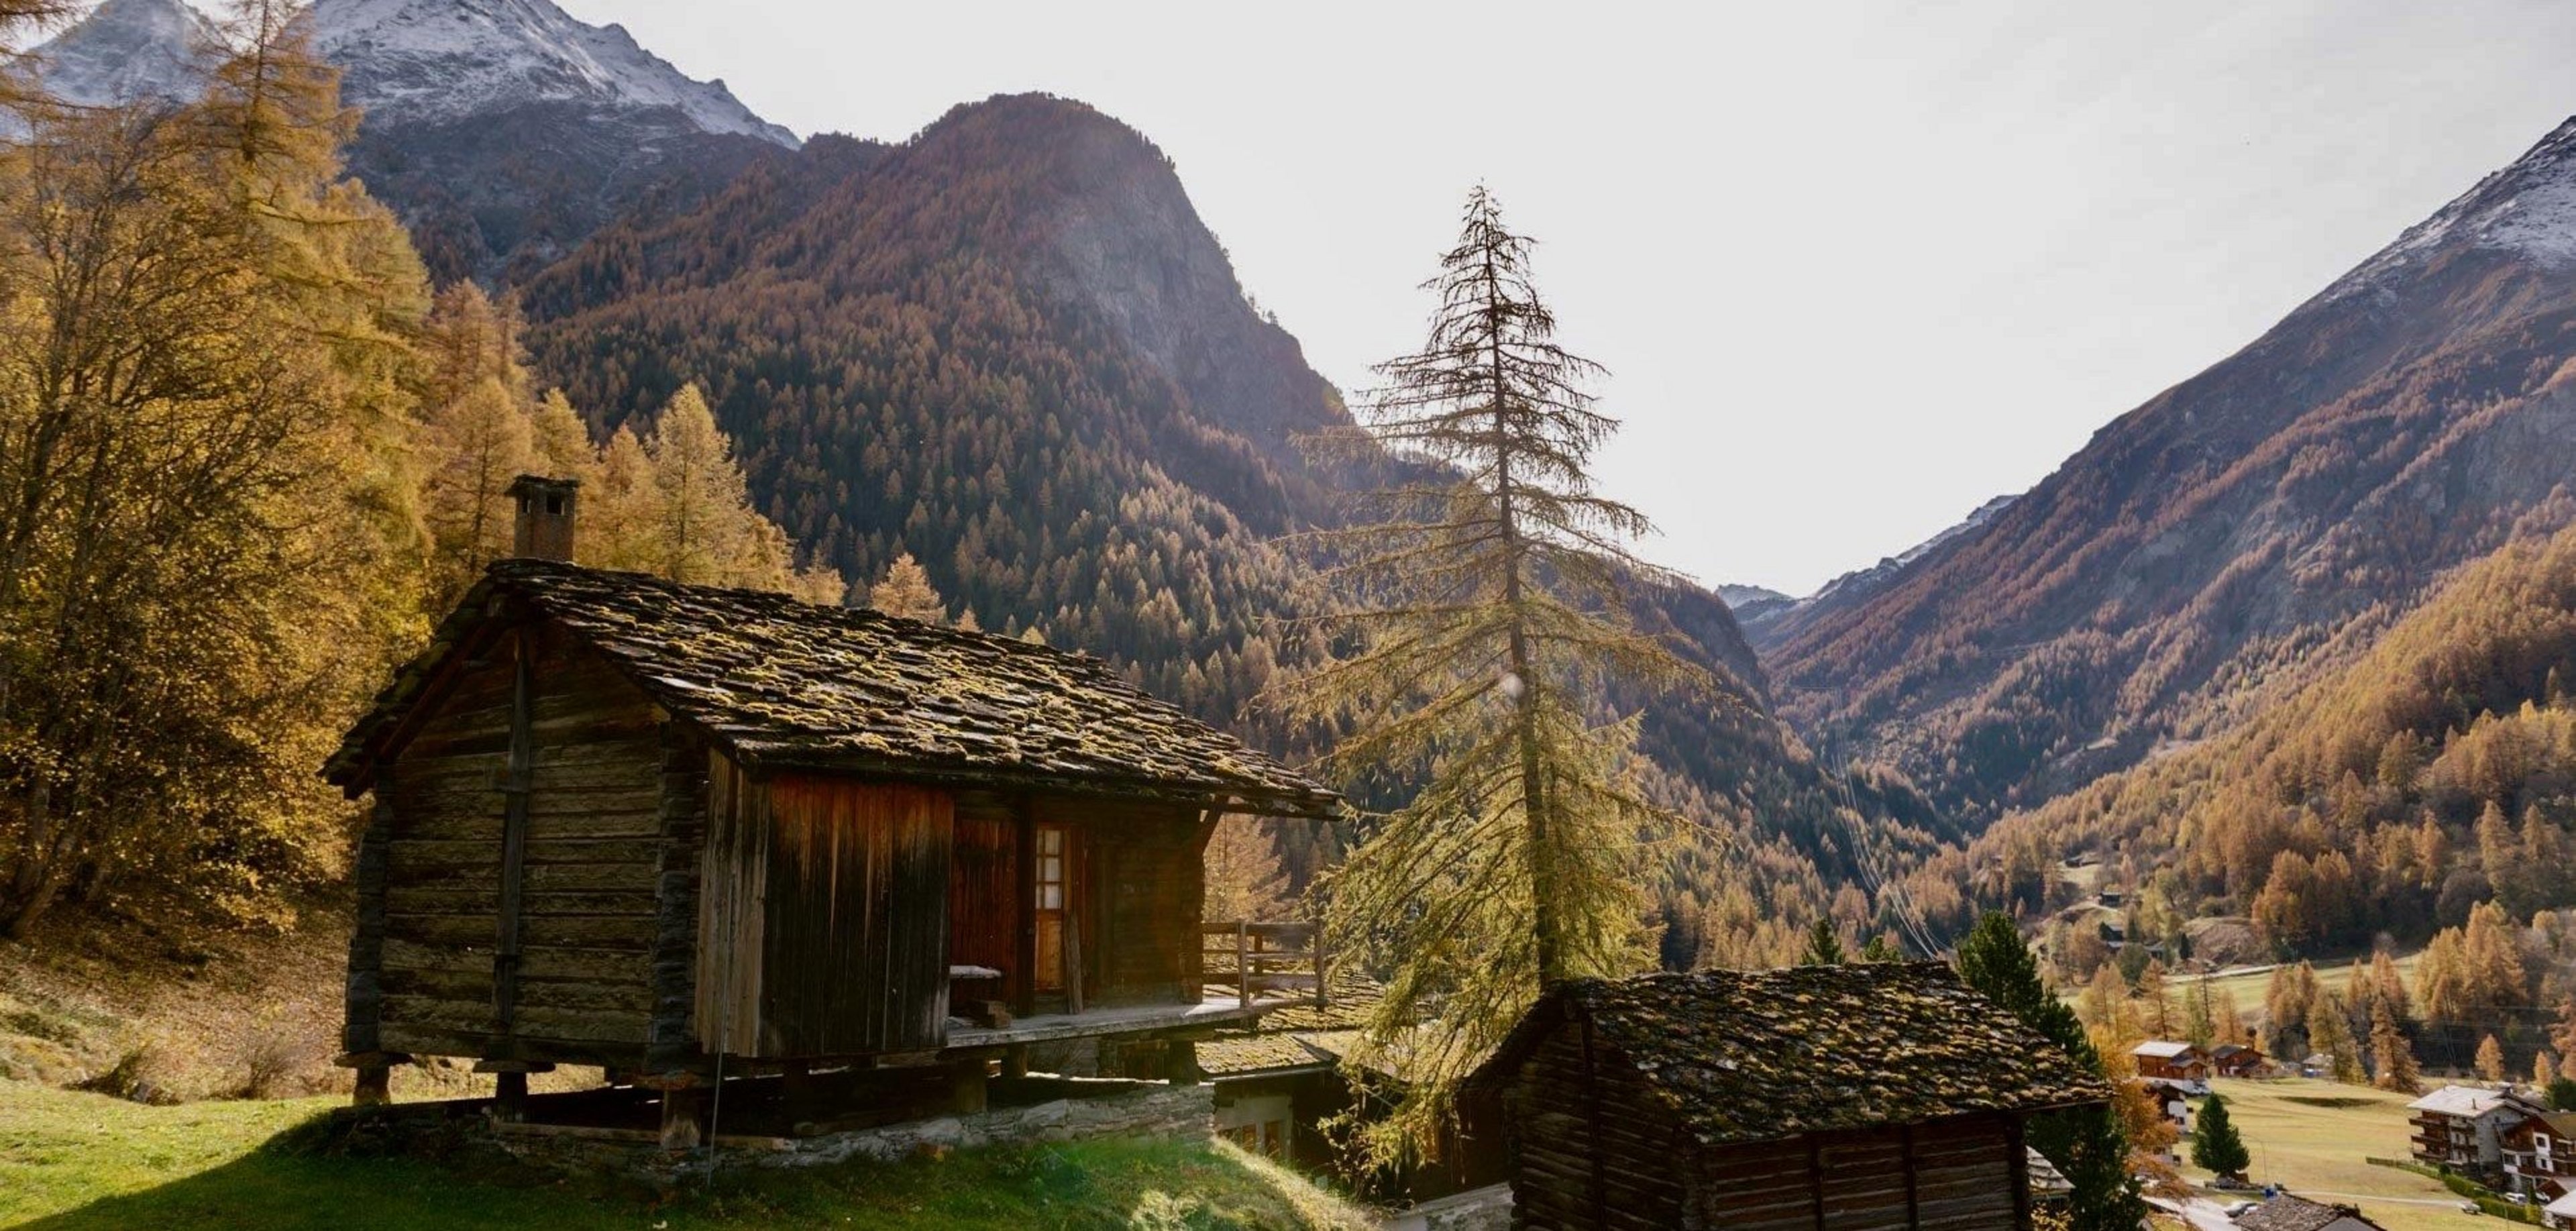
[
  {"xmin": 2235, "ymin": 1194, "xmax": 2385, "ymax": 1231},
  {"xmin": 1469, "ymin": 963, "xmax": 2110, "ymax": 1146},
  {"xmin": 327, "ymin": 559, "xmax": 1339, "ymax": 817}
]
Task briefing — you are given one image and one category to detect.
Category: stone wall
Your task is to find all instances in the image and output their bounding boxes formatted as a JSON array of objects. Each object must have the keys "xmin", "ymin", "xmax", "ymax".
[{"xmin": 480, "ymin": 1079, "xmax": 1214, "ymax": 1183}]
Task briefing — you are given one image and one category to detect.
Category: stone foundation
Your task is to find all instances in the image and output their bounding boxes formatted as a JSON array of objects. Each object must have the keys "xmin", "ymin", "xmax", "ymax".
[{"xmin": 459, "ymin": 1077, "xmax": 1214, "ymax": 1183}]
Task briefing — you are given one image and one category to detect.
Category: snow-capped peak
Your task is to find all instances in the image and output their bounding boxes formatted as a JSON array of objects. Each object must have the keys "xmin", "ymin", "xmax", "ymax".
[
  {"xmin": 32, "ymin": 0, "xmax": 798, "ymax": 149},
  {"xmin": 2326, "ymin": 115, "xmax": 2576, "ymax": 300},
  {"xmin": 28, "ymin": 0, "xmax": 221, "ymax": 109},
  {"xmin": 308, "ymin": 0, "xmax": 796, "ymax": 146}
]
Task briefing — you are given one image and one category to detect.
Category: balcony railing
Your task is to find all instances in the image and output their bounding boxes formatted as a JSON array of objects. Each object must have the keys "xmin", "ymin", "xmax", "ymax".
[{"xmin": 1200, "ymin": 920, "xmax": 1327, "ymax": 1010}]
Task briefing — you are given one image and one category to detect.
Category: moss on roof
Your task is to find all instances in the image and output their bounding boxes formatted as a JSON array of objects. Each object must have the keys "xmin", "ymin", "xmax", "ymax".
[
  {"xmin": 327, "ymin": 560, "xmax": 1338, "ymax": 816},
  {"xmin": 1474, "ymin": 963, "xmax": 2109, "ymax": 1146}
]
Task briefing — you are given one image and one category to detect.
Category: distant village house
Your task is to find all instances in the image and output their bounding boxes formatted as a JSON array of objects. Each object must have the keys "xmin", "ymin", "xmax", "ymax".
[
  {"xmin": 2408, "ymin": 1084, "xmax": 2546, "ymax": 1182},
  {"xmin": 2131, "ymin": 1039, "xmax": 2212, "ymax": 1085},
  {"xmin": 1467, "ymin": 963, "xmax": 2109, "ymax": 1230}
]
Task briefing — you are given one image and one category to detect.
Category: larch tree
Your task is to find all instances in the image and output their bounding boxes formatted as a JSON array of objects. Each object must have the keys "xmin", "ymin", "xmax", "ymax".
[
  {"xmin": 582, "ymin": 425, "xmax": 662, "ymax": 574},
  {"xmin": 867, "ymin": 552, "xmax": 950, "ymax": 624},
  {"xmin": 2555, "ymin": 997, "xmax": 2576, "ymax": 1080},
  {"xmin": 2186, "ymin": 979, "xmax": 2217, "ymax": 1049},
  {"xmin": 419, "ymin": 378, "xmax": 535, "ymax": 594},
  {"xmin": 647, "ymin": 384, "xmax": 749, "ymax": 586},
  {"xmin": 0, "ymin": 1, "xmax": 430, "ymax": 933},
  {"xmin": 1265, "ymin": 187, "xmax": 1705, "ymax": 1169},
  {"xmin": 2370, "ymin": 1000, "xmax": 2421, "ymax": 1091},
  {"xmin": 2310, "ymin": 989, "xmax": 2364, "ymax": 1083},
  {"xmin": 2476, "ymin": 1033, "xmax": 2507, "ymax": 1083},
  {"xmin": 1201, "ymin": 814, "xmax": 1293, "ymax": 926},
  {"xmin": 1953, "ymin": 913, "xmax": 2145, "ymax": 1231}
]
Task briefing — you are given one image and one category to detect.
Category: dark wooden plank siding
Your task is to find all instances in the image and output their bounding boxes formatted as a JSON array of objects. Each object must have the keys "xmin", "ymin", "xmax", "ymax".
[
  {"xmin": 1034, "ymin": 797, "xmax": 1204, "ymax": 1006},
  {"xmin": 697, "ymin": 774, "xmax": 955, "ymax": 1059},
  {"xmin": 949, "ymin": 790, "xmax": 1022, "ymax": 1006},
  {"xmin": 1503, "ymin": 1019, "xmax": 1685, "ymax": 1231},
  {"xmin": 371, "ymin": 624, "xmax": 667, "ymax": 1064}
]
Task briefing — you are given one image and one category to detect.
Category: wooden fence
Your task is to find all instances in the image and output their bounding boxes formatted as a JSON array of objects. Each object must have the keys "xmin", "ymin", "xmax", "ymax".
[{"xmin": 1200, "ymin": 920, "xmax": 1326, "ymax": 1010}]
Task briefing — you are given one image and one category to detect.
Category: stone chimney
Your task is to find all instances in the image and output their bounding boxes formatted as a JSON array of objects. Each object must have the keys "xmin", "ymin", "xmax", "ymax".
[{"xmin": 506, "ymin": 474, "xmax": 580, "ymax": 561}]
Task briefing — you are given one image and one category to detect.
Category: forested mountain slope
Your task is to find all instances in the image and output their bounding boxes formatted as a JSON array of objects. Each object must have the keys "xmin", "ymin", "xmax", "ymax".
[
  {"xmin": 1930, "ymin": 515, "xmax": 2576, "ymax": 954},
  {"xmin": 1766, "ymin": 116, "xmax": 2576, "ymax": 828},
  {"xmin": 519, "ymin": 94, "xmax": 1947, "ymax": 959}
]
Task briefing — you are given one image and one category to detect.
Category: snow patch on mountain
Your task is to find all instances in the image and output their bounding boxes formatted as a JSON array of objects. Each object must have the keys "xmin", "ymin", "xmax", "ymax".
[
  {"xmin": 34, "ymin": 0, "xmax": 796, "ymax": 148},
  {"xmin": 28, "ymin": 0, "xmax": 219, "ymax": 109},
  {"xmin": 2326, "ymin": 115, "xmax": 2576, "ymax": 301},
  {"xmin": 309, "ymin": 0, "xmax": 796, "ymax": 146}
]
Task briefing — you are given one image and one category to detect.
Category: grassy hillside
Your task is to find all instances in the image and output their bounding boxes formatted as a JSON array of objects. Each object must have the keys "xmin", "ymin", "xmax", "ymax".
[
  {"xmin": 0, "ymin": 1081, "xmax": 1371, "ymax": 1231},
  {"xmin": 2178, "ymin": 1078, "xmax": 2484, "ymax": 1231}
]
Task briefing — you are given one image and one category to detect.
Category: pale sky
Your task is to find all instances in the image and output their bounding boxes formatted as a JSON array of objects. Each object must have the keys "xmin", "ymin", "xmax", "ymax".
[{"xmin": 553, "ymin": 0, "xmax": 2576, "ymax": 595}]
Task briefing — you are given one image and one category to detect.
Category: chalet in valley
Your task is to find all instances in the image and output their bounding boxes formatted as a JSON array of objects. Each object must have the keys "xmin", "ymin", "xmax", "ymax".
[
  {"xmin": 2208, "ymin": 1042, "xmax": 2267, "ymax": 1078},
  {"xmin": 2504, "ymin": 1106, "xmax": 2576, "ymax": 1203},
  {"xmin": 1466, "ymin": 963, "xmax": 2108, "ymax": 1230},
  {"xmin": 2547, "ymin": 1187, "xmax": 2576, "ymax": 1231},
  {"xmin": 2130, "ymin": 1039, "xmax": 2211, "ymax": 1085},
  {"xmin": 2408, "ymin": 1084, "xmax": 2544, "ymax": 1180},
  {"xmin": 325, "ymin": 478, "xmax": 1339, "ymax": 1145}
]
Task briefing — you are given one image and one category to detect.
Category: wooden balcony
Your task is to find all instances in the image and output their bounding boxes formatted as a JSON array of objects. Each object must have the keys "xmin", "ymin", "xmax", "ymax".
[{"xmin": 1200, "ymin": 920, "xmax": 1328, "ymax": 1010}]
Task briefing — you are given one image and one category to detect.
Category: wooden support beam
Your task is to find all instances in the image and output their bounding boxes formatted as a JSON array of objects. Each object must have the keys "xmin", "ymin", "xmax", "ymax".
[
  {"xmin": 949, "ymin": 1058, "xmax": 989, "ymax": 1115},
  {"xmin": 782, "ymin": 1059, "xmax": 813, "ymax": 1102},
  {"xmin": 352, "ymin": 1065, "xmax": 393, "ymax": 1108},
  {"xmin": 492, "ymin": 1071, "xmax": 529, "ymax": 1122},
  {"xmin": 1003, "ymin": 1045, "xmax": 1030, "ymax": 1079},
  {"xmin": 491, "ymin": 625, "xmax": 537, "ymax": 1034},
  {"xmin": 1013, "ymin": 799, "xmax": 1037, "ymax": 1018},
  {"xmin": 659, "ymin": 1087, "xmax": 705, "ymax": 1151},
  {"xmin": 2007, "ymin": 1116, "xmax": 2032, "ymax": 1229},
  {"xmin": 1902, "ymin": 1122, "xmax": 1921, "ymax": 1230},
  {"xmin": 335, "ymin": 1051, "xmax": 409, "ymax": 1109},
  {"xmin": 1807, "ymin": 1134, "xmax": 1827, "ymax": 1231},
  {"xmin": 343, "ymin": 800, "xmax": 395, "ymax": 1057}
]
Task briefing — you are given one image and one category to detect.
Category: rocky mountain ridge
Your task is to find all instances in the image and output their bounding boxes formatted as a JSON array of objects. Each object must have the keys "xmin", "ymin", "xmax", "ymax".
[{"xmin": 34, "ymin": 0, "xmax": 797, "ymax": 282}]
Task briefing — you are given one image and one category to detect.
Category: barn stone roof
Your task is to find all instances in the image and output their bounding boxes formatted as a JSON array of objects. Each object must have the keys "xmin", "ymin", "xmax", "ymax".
[
  {"xmin": 1469, "ymin": 963, "xmax": 2108, "ymax": 1146},
  {"xmin": 2234, "ymin": 1194, "xmax": 2385, "ymax": 1231},
  {"xmin": 325, "ymin": 559, "xmax": 1340, "ymax": 817},
  {"xmin": 1195, "ymin": 977, "xmax": 1382, "ymax": 1077}
]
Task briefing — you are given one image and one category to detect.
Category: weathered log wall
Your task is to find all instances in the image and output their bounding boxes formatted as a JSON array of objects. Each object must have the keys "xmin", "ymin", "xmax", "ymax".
[
  {"xmin": 1505, "ymin": 1016, "xmax": 1684, "ymax": 1231},
  {"xmin": 697, "ymin": 772, "xmax": 954, "ymax": 1057},
  {"xmin": 1503, "ymin": 1009, "xmax": 2032, "ymax": 1231},
  {"xmin": 369, "ymin": 624, "xmax": 669, "ymax": 1067}
]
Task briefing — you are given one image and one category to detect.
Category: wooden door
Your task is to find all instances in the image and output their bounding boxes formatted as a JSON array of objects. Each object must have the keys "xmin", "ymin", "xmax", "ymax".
[{"xmin": 1034, "ymin": 823, "xmax": 1070, "ymax": 994}]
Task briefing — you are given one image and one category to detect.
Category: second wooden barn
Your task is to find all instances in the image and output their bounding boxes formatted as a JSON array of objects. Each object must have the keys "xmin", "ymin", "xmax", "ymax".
[
  {"xmin": 324, "ymin": 479, "xmax": 1340, "ymax": 1144},
  {"xmin": 1467, "ymin": 962, "xmax": 2108, "ymax": 1231}
]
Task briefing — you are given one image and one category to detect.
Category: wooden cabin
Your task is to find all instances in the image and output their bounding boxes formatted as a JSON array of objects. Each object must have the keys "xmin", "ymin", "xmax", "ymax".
[
  {"xmin": 325, "ymin": 478, "xmax": 1339, "ymax": 1144},
  {"xmin": 2131, "ymin": 1039, "xmax": 2211, "ymax": 1083},
  {"xmin": 2502, "ymin": 1108, "xmax": 2576, "ymax": 1201},
  {"xmin": 2209, "ymin": 1042, "xmax": 2267, "ymax": 1078},
  {"xmin": 1466, "ymin": 963, "xmax": 2109, "ymax": 1231}
]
